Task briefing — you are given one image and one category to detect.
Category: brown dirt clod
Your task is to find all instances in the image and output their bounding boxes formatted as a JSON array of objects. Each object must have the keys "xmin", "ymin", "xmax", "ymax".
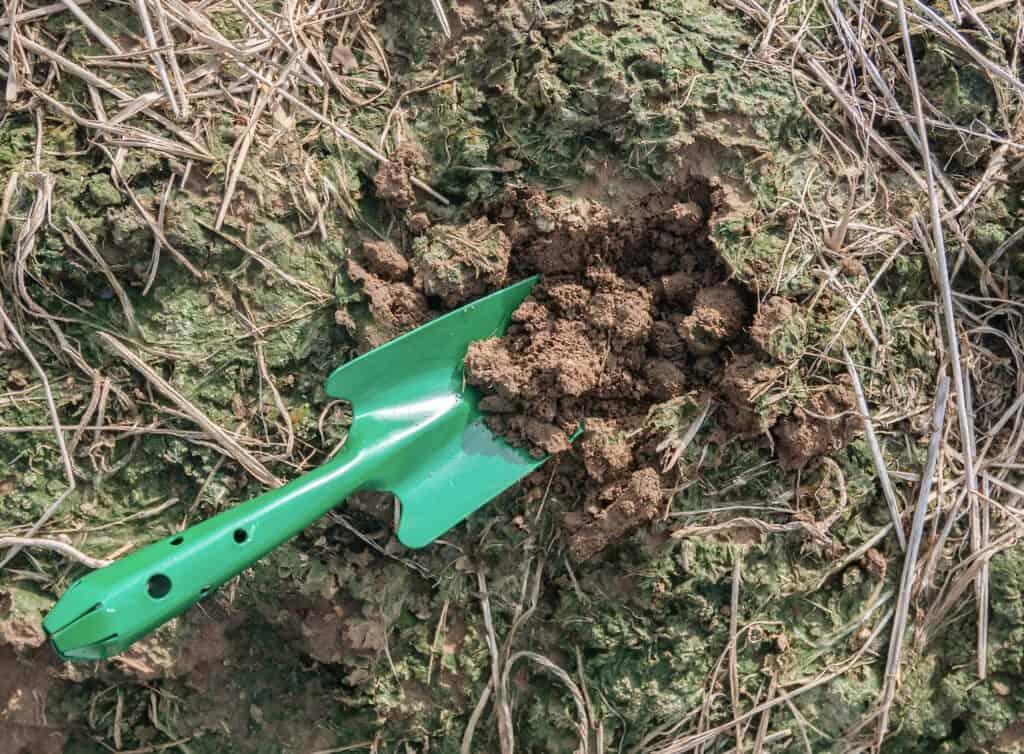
[
  {"xmin": 677, "ymin": 284, "xmax": 748, "ymax": 354},
  {"xmin": 567, "ymin": 468, "xmax": 663, "ymax": 562},
  {"xmin": 717, "ymin": 353, "xmax": 785, "ymax": 436},
  {"xmin": 750, "ymin": 295, "xmax": 805, "ymax": 362},
  {"xmin": 412, "ymin": 218, "xmax": 512, "ymax": 307},
  {"xmin": 361, "ymin": 240, "xmax": 410, "ymax": 280},
  {"xmin": 579, "ymin": 419, "xmax": 634, "ymax": 483},
  {"xmin": 345, "ymin": 259, "xmax": 429, "ymax": 350},
  {"xmin": 773, "ymin": 381, "xmax": 859, "ymax": 471},
  {"xmin": 373, "ymin": 142, "xmax": 428, "ymax": 208}
]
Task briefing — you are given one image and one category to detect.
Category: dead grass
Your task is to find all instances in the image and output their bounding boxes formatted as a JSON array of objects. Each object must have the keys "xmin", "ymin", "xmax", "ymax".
[{"xmin": 0, "ymin": 0, "xmax": 450, "ymax": 577}]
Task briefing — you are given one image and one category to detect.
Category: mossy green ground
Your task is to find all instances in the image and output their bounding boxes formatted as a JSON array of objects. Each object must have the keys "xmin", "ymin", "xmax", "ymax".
[{"xmin": 2, "ymin": 1, "xmax": 1023, "ymax": 752}]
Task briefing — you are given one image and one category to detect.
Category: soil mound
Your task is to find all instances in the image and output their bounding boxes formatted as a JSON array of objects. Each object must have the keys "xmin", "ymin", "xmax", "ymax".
[{"xmin": 463, "ymin": 186, "xmax": 856, "ymax": 559}]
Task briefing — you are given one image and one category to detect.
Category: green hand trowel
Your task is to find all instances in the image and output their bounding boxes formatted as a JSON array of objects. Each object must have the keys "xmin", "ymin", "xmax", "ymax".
[{"xmin": 44, "ymin": 276, "xmax": 548, "ymax": 661}]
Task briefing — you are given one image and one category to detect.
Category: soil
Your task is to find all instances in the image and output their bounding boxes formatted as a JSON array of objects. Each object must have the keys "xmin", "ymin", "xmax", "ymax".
[
  {"xmin": 373, "ymin": 142, "xmax": 429, "ymax": 209},
  {"xmin": 1, "ymin": 647, "xmax": 66, "ymax": 754},
  {"xmin": 343, "ymin": 256, "xmax": 429, "ymax": 349},
  {"xmin": 9, "ymin": 0, "xmax": 1008, "ymax": 748},
  {"xmin": 341, "ymin": 216, "xmax": 513, "ymax": 348},
  {"xmin": 749, "ymin": 295, "xmax": 808, "ymax": 362},
  {"xmin": 461, "ymin": 185, "xmax": 855, "ymax": 559},
  {"xmin": 773, "ymin": 382, "xmax": 859, "ymax": 471}
]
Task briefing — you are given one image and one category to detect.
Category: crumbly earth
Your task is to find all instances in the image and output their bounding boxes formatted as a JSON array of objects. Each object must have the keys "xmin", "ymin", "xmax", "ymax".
[
  {"xmin": 372, "ymin": 142, "xmax": 429, "ymax": 209},
  {"xmin": 774, "ymin": 383, "xmax": 860, "ymax": 471},
  {"xmin": 461, "ymin": 186, "xmax": 859, "ymax": 559},
  {"xmin": 342, "ymin": 180, "xmax": 861, "ymax": 560}
]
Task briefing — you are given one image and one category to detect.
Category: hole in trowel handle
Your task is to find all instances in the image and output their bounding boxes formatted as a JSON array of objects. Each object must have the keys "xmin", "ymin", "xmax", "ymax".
[
  {"xmin": 233, "ymin": 528, "xmax": 248, "ymax": 544},
  {"xmin": 147, "ymin": 574, "xmax": 172, "ymax": 599}
]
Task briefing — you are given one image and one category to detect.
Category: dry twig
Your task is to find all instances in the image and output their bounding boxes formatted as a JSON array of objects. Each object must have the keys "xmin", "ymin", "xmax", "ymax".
[
  {"xmin": 874, "ymin": 374, "xmax": 949, "ymax": 747},
  {"xmin": 97, "ymin": 332, "xmax": 281, "ymax": 487},
  {"xmin": 845, "ymin": 348, "xmax": 907, "ymax": 550}
]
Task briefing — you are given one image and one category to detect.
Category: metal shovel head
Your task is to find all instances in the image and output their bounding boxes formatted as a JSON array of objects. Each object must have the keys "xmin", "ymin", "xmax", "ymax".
[{"xmin": 323, "ymin": 275, "xmax": 545, "ymax": 548}]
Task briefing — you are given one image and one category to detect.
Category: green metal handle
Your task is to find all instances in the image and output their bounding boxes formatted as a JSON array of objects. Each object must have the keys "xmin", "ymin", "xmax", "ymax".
[
  {"xmin": 43, "ymin": 448, "xmax": 372, "ymax": 660},
  {"xmin": 43, "ymin": 276, "xmax": 551, "ymax": 662}
]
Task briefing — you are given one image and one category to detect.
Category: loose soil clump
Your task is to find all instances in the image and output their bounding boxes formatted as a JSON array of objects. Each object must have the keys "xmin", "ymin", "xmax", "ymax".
[
  {"xmin": 773, "ymin": 382, "xmax": 859, "ymax": 471},
  {"xmin": 411, "ymin": 217, "xmax": 512, "ymax": 307},
  {"xmin": 373, "ymin": 142, "xmax": 429, "ymax": 209},
  {"xmin": 458, "ymin": 185, "xmax": 858, "ymax": 559}
]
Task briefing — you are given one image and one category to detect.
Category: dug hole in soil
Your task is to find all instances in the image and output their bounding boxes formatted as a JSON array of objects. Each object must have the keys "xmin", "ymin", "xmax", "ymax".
[{"xmin": 346, "ymin": 175, "xmax": 859, "ymax": 561}]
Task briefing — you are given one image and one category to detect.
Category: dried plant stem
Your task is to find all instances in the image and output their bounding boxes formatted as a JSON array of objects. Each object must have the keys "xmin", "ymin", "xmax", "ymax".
[
  {"xmin": 0, "ymin": 172, "xmax": 18, "ymax": 258},
  {"xmin": 229, "ymin": 0, "xmax": 323, "ymax": 87},
  {"xmin": 875, "ymin": 375, "xmax": 949, "ymax": 747},
  {"xmin": 0, "ymin": 537, "xmax": 111, "ymax": 569},
  {"xmin": 144, "ymin": 178, "xmax": 174, "ymax": 294},
  {"xmin": 11, "ymin": 173, "xmax": 55, "ymax": 317},
  {"xmin": 919, "ymin": 528, "xmax": 1022, "ymax": 646},
  {"xmin": 823, "ymin": 0, "xmax": 959, "ymax": 202},
  {"xmin": 59, "ymin": 0, "xmax": 122, "ymax": 54},
  {"xmin": 239, "ymin": 297, "xmax": 294, "ymax": 458},
  {"xmin": 892, "ymin": 0, "xmax": 985, "ymax": 678},
  {"xmin": 67, "ymin": 218, "xmax": 140, "ymax": 335},
  {"xmin": 4, "ymin": 0, "xmax": 20, "ymax": 102},
  {"xmin": 845, "ymin": 348, "xmax": 907, "ymax": 550},
  {"xmin": 649, "ymin": 608, "xmax": 892, "ymax": 754},
  {"xmin": 6, "ymin": 32, "xmax": 129, "ymax": 97},
  {"xmin": 134, "ymin": 0, "xmax": 180, "ymax": 117},
  {"xmin": 430, "ymin": 0, "xmax": 452, "ymax": 37},
  {"xmin": 815, "ymin": 523, "xmax": 894, "ymax": 591},
  {"xmin": 99, "ymin": 145, "xmax": 205, "ymax": 280},
  {"xmin": 216, "ymin": 57, "xmax": 296, "ymax": 229},
  {"xmin": 727, "ymin": 0, "xmax": 930, "ymax": 190},
  {"xmin": 461, "ymin": 680, "xmax": 494, "ymax": 754},
  {"xmin": 751, "ymin": 674, "xmax": 779, "ymax": 754},
  {"xmin": 0, "ymin": 296, "xmax": 77, "ymax": 568},
  {"xmin": 0, "ymin": 0, "xmax": 94, "ymax": 27},
  {"xmin": 30, "ymin": 88, "xmax": 209, "ymax": 162},
  {"xmin": 729, "ymin": 555, "xmax": 743, "ymax": 754},
  {"xmin": 4, "ymin": 33, "xmax": 207, "ymax": 158},
  {"xmin": 501, "ymin": 651, "xmax": 591, "ymax": 754},
  {"xmin": 895, "ymin": 0, "xmax": 1024, "ymax": 94},
  {"xmin": 476, "ymin": 569, "xmax": 513, "ymax": 754},
  {"xmin": 151, "ymin": 0, "xmax": 189, "ymax": 117},
  {"xmin": 234, "ymin": 61, "xmax": 450, "ymax": 205},
  {"xmin": 196, "ymin": 220, "xmax": 330, "ymax": 301},
  {"xmin": 672, "ymin": 516, "xmax": 831, "ymax": 547}
]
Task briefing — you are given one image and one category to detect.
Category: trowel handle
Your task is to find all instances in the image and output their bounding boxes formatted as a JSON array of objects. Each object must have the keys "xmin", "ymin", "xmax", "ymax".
[{"xmin": 43, "ymin": 449, "xmax": 371, "ymax": 661}]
